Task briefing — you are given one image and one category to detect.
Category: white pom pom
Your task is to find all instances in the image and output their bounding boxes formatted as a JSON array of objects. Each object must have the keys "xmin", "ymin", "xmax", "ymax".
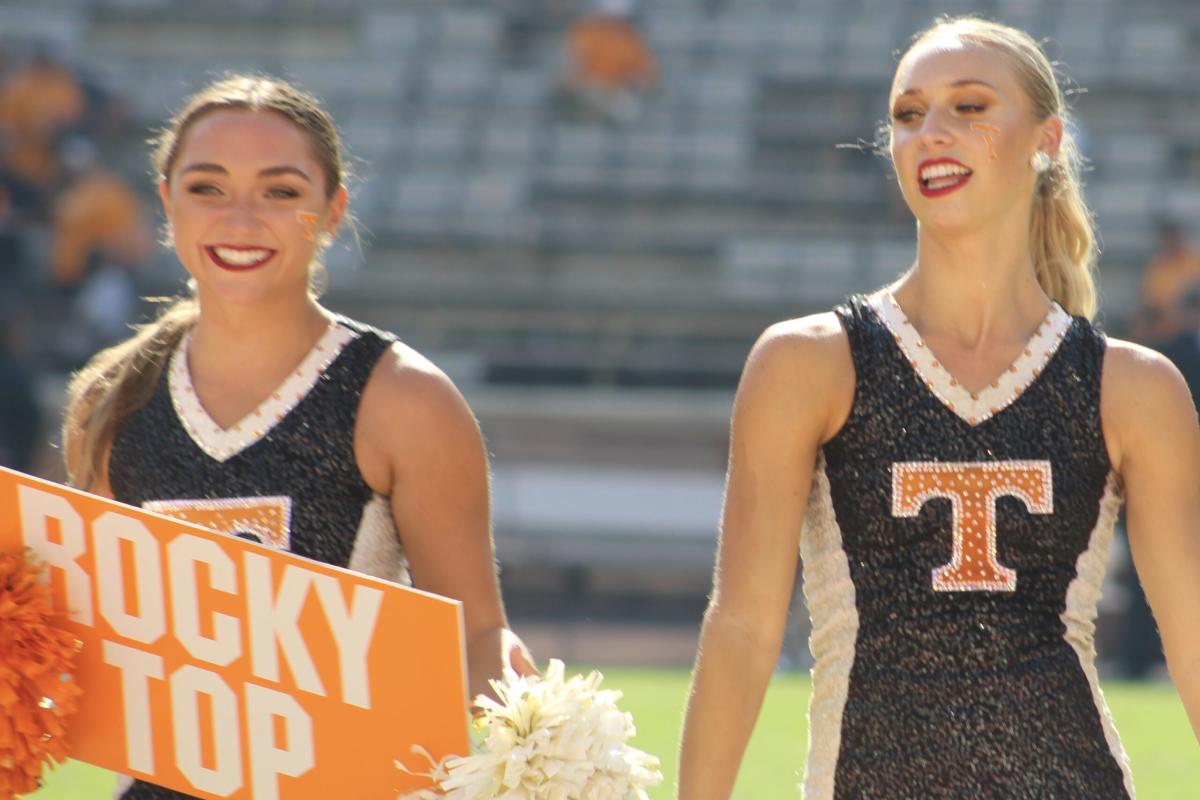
[{"xmin": 398, "ymin": 659, "xmax": 663, "ymax": 799}]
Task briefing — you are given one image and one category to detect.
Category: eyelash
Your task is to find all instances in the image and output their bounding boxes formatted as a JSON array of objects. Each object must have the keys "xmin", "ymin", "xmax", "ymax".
[
  {"xmin": 184, "ymin": 184, "xmax": 301, "ymax": 199},
  {"xmin": 892, "ymin": 103, "xmax": 989, "ymax": 123}
]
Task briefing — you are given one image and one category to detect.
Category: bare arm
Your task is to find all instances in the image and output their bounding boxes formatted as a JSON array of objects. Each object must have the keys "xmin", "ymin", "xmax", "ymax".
[
  {"xmin": 677, "ymin": 315, "xmax": 854, "ymax": 799},
  {"xmin": 357, "ymin": 344, "xmax": 533, "ymax": 705},
  {"xmin": 1104, "ymin": 340, "xmax": 1200, "ymax": 740}
]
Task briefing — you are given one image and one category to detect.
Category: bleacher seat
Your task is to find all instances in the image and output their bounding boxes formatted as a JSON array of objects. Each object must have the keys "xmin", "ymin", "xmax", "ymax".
[
  {"xmin": 0, "ymin": 4, "xmax": 88, "ymax": 48},
  {"xmin": 359, "ymin": 8, "xmax": 427, "ymax": 53},
  {"xmin": 492, "ymin": 68, "xmax": 552, "ymax": 110},
  {"xmin": 35, "ymin": 0, "xmax": 1200, "ymax": 382},
  {"xmin": 394, "ymin": 168, "xmax": 466, "ymax": 216},
  {"xmin": 408, "ymin": 113, "xmax": 475, "ymax": 163}
]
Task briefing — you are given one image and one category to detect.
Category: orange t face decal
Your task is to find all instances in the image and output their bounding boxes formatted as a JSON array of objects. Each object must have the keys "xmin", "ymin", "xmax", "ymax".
[
  {"xmin": 969, "ymin": 122, "xmax": 1001, "ymax": 160},
  {"xmin": 144, "ymin": 496, "xmax": 293, "ymax": 550},
  {"xmin": 297, "ymin": 211, "xmax": 319, "ymax": 242},
  {"xmin": 892, "ymin": 461, "xmax": 1053, "ymax": 591}
]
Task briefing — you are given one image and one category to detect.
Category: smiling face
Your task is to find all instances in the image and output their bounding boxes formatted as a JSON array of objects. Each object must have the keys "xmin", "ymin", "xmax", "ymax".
[
  {"xmin": 159, "ymin": 109, "xmax": 347, "ymax": 307},
  {"xmin": 888, "ymin": 37, "xmax": 1062, "ymax": 234}
]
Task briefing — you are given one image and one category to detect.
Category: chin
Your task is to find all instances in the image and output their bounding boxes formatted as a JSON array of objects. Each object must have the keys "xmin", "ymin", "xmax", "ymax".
[
  {"xmin": 916, "ymin": 207, "xmax": 981, "ymax": 235},
  {"xmin": 193, "ymin": 273, "xmax": 278, "ymax": 305}
]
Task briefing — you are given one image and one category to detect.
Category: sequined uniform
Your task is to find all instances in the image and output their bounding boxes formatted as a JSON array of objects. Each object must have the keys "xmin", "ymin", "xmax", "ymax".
[
  {"xmin": 107, "ymin": 316, "xmax": 410, "ymax": 800},
  {"xmin": 800, "ymin": 295, "xmax": 1133, "ymax": 799}
]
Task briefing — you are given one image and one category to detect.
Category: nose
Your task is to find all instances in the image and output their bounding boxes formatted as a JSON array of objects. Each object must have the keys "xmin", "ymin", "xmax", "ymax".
[
  {"xmin": 918, "ymin": 106, "xmax": 955, "ymax": 148},
  {"xmin": 224, "ymin": 193, "xmax": 262, "ymax": 232}
]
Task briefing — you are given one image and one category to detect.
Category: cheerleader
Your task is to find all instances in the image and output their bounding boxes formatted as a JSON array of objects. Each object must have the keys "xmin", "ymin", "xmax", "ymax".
[
  {"xmin": 678, "ymin": 17, "xmax": 1200, "ymax": 799},
  {"xmin": 62, "ymin": 75, "xmax": 535, "ymax": 800}
]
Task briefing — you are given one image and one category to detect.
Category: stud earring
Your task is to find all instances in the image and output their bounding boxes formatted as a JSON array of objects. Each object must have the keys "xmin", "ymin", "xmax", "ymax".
[{"xmin": 1030, "ymin": 151, "xmax": 1052, "ymax": 173}]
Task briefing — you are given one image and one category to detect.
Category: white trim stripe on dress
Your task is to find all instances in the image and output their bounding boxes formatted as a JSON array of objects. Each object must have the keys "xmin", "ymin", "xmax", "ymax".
[
  {"xmin": 868, "ymin": 292, "xmax": 1073, "ymax": 427},
  {"xmin": 168, "ymin": 322, "xmax": 358, "ymax": 462},
  {"xmin": 801, "ymin": 453, "xmax": 860, "ymax": 800},
  {"xmin": 1061, "ymin": 472, "xmax": 1136, "ymax": 798}
]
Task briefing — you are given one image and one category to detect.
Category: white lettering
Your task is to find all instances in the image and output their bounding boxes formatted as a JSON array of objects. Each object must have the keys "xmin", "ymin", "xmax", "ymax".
[
  {"xmin": 168, "ymin": 535, "xmax": 241, "ymax": 666},
  {"xmin": 171, "ymin": 665, "xmax": 243, "ymax": 796},
  {"xmin": 17, "ymin": 485, "xmax": 92, "ymax": 624},
  {"xmin": 103, "ymin": 640, "xmax": 164, "ymax": 775},
  {"xmin": 94, "ymin": 512, "xmax": 166, "ymax": 643},
  {"xmin": 243, "ymin": 554, "xmax": 325, "ymax": 697},
  {"xmin": 245, "ymin": 682, "xmax": 315, "ymax": 800},
  {"xmin": 312, "ymin": 575, "xmax": 382, "ymax": 709}
]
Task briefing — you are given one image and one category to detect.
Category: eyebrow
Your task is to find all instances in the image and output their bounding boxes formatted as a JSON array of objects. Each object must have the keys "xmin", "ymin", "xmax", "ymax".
[
  {"xmin": 894, "ymin": 79, "xmax": 998, "ymax": 99},
  {"xmin": 178, "ymin": 163, "xmax": 313, "ymax": 182}
]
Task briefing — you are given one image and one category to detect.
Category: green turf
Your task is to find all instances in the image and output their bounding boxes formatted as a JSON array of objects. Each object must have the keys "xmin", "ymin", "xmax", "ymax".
[
  {"xmin": 615, "ymin": 669, "xmax": 1199, "ymax": 799},
  {"xmin": 27, "ymin": 670, "xmax": 1196, "ymax": 799}
]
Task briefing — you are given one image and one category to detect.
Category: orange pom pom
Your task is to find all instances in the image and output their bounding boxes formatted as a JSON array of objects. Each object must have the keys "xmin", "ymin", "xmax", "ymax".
[{"xmin": 0, "ymin": 550, "xmax": 83, "ymax": 799}]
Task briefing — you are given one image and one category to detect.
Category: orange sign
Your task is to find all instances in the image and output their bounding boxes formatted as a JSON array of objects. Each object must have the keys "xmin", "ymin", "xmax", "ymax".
[{"xmin": 0, "ymin": 467, "xmax": 469, "ymax": 799}]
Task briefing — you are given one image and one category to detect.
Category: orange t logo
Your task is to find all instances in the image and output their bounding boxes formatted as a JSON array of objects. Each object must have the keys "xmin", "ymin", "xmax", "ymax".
[
  {"xmin": 144, "ymin": 496, "xmax": 293, "ymax": 550},
  {"xmin": 892, "ymin": 461, "xmax": 1053, "ymax": 592}
]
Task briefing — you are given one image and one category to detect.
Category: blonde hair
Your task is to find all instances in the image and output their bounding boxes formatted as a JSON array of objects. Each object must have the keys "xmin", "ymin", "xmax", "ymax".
[
  {"xmin": 64, "ymin": 75, "xmax": 347, "ymax": 490},
  {"xmin": 896, "ymin": 16, "xmax": 1098, "ymax": 319}
]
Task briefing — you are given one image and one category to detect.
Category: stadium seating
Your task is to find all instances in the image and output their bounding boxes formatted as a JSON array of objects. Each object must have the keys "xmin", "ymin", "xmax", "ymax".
[{"xmin": 2, "ymin": 0, "xmax": 1194, "ymax": 645}]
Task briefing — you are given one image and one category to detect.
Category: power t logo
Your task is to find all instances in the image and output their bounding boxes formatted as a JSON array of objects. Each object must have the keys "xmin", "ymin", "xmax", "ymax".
[{"xmin": 892, "ymin": 461, "xmax": 1053, "ymax": 592}]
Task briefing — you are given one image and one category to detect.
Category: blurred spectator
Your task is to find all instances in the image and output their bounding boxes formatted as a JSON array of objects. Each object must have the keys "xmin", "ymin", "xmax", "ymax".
[
  {"xmin": 0, "ymin": 318, "xmax": 43, "ymax": 473},
  {"xmin": 77, "ymin": 71, "xmax": 135, "ymax": 147},
  {"xmin": 561, "ymin": 0, "xmax": 658, "ymax": 124},
  {"xmin": 48, "ymin": 137, "xmax": 153, "ymax": 362},
  {"xmin": 49, "ymin": 137, "xmax": 153, "ymax": 289},
  {"xmin": 1112, "ymin": 518, "xmax": 1167, "ymax": 679},
  {"xmin": 0, "ymin": 181, "xmax": 27, "ymax": 289},
  {"xmin": 1131, "ymin": 220, "xmax": 1200, "ymax": 345},
  {"xmin": 0, "ymin": 46, "xmax": 86, "ymax": 194},
  {"xmin": 1158, "ymin": 286, "xmax": 1200, "ymax": 404}
]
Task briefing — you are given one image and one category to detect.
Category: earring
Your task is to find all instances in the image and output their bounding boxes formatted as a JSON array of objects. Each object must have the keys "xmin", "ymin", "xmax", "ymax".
[
  {"xmin": 1030, "ymin": 151, "xmax": 1052, "ymax": 173},
  {"xmin": 318, "ymin": 231, "xmax": 335, "ymax": 248}
]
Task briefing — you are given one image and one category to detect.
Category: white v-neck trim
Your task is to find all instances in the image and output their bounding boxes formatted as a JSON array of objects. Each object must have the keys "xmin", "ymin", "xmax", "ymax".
[
  {"xmin": 869, "ymin": 292, "xmax": 1073, "ymax": 427},
  {"xmin": 169, "ymin": 322, "xmax": 358, "ymax": 462}
]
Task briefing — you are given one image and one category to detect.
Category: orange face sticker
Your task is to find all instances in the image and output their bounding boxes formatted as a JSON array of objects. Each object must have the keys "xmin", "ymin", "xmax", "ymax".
[
  {"xmin": 969, "ymin": 122, "xmax": 1001, "ymax": 160},
  {"xmin": 297, "ymin": 211, "xmax": 319, "ymax": 242},
  {"xmin": 892, "ymin": 461, "xmax": 1053, "ymax": 592}
]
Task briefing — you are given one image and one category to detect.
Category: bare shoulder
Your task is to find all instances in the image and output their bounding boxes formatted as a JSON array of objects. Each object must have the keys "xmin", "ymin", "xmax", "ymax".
[
  {"xmin": 762, "ymin": 310, "xmax": 848, "ymax": 344},
  {"xmin": 749, "ymin": 311, "xmax": 850, "ymax": 376},
  {"xmin": 1103, "ymin": 337, "xmax": 1191, "ymax": 406},
  {"xmin": 355, "ymin": 340, "xmax": 485, "ymax": 492},
  {"xmin": 1102, "ymin": 337, "xmax": 1197, "ymax": 469},
  {"xmin": 739, "ymin": 311, "xmax": 854, "ymax": 442},
  {"xmin": 360, "ymin": 340, "xmax": 476, "ymax": 426}
]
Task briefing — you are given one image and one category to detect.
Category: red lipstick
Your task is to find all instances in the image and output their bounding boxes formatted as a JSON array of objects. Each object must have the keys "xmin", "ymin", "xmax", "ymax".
[
  {"xmin": 204, "ymin": 245, "xmax": 277, "ymax": 272},
  {"xmin": 917, "ymin": 158, "xmax": 973, "ymax": 198}
]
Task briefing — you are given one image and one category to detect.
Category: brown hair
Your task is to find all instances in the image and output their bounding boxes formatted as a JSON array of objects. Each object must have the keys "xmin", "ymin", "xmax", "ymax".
[
  {"xmin": 895, "ymin": 17, "xmax": 1098, "ymax": 318},
  {"xmin": 154, "ymin": 74, "xmax": 345, "ymax": 197},
  {"xmin": 64, "ymin": 75, "xmax": 347, "ymax": 490}
]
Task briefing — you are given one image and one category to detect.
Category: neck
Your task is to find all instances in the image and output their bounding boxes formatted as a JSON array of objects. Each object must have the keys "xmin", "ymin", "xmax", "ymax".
[
  {"xmin": 189, "ymin": 293, "xmax": 332, "ymax": 374},
  {"xmin": 892, "ymin": 219, "xmax": 1050, "ymax": 347}
]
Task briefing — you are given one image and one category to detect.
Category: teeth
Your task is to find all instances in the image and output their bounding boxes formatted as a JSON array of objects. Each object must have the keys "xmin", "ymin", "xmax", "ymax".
[
  {"xmin": 213, "ymin": 247, "xmax": 271, "ymax": 266},
  {"xmin": 920, "ymin": 163, "xmax": 972, "ymax": 182}
]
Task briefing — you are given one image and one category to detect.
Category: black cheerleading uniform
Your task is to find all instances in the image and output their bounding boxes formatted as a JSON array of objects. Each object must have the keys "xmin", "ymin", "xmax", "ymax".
[
  {"xmin": 107, "ymin": 316, "xmax": 410, "ymax": 800},
  {"xmin": 799, "ymin": 294, "xmax": 1134, "ymax": 799}
]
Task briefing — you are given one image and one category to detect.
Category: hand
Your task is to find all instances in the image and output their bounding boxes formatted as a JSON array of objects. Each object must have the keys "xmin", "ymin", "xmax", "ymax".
[{"xmin": 503, "ymin": 628, "xmax": 538, "ymax": 677}]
